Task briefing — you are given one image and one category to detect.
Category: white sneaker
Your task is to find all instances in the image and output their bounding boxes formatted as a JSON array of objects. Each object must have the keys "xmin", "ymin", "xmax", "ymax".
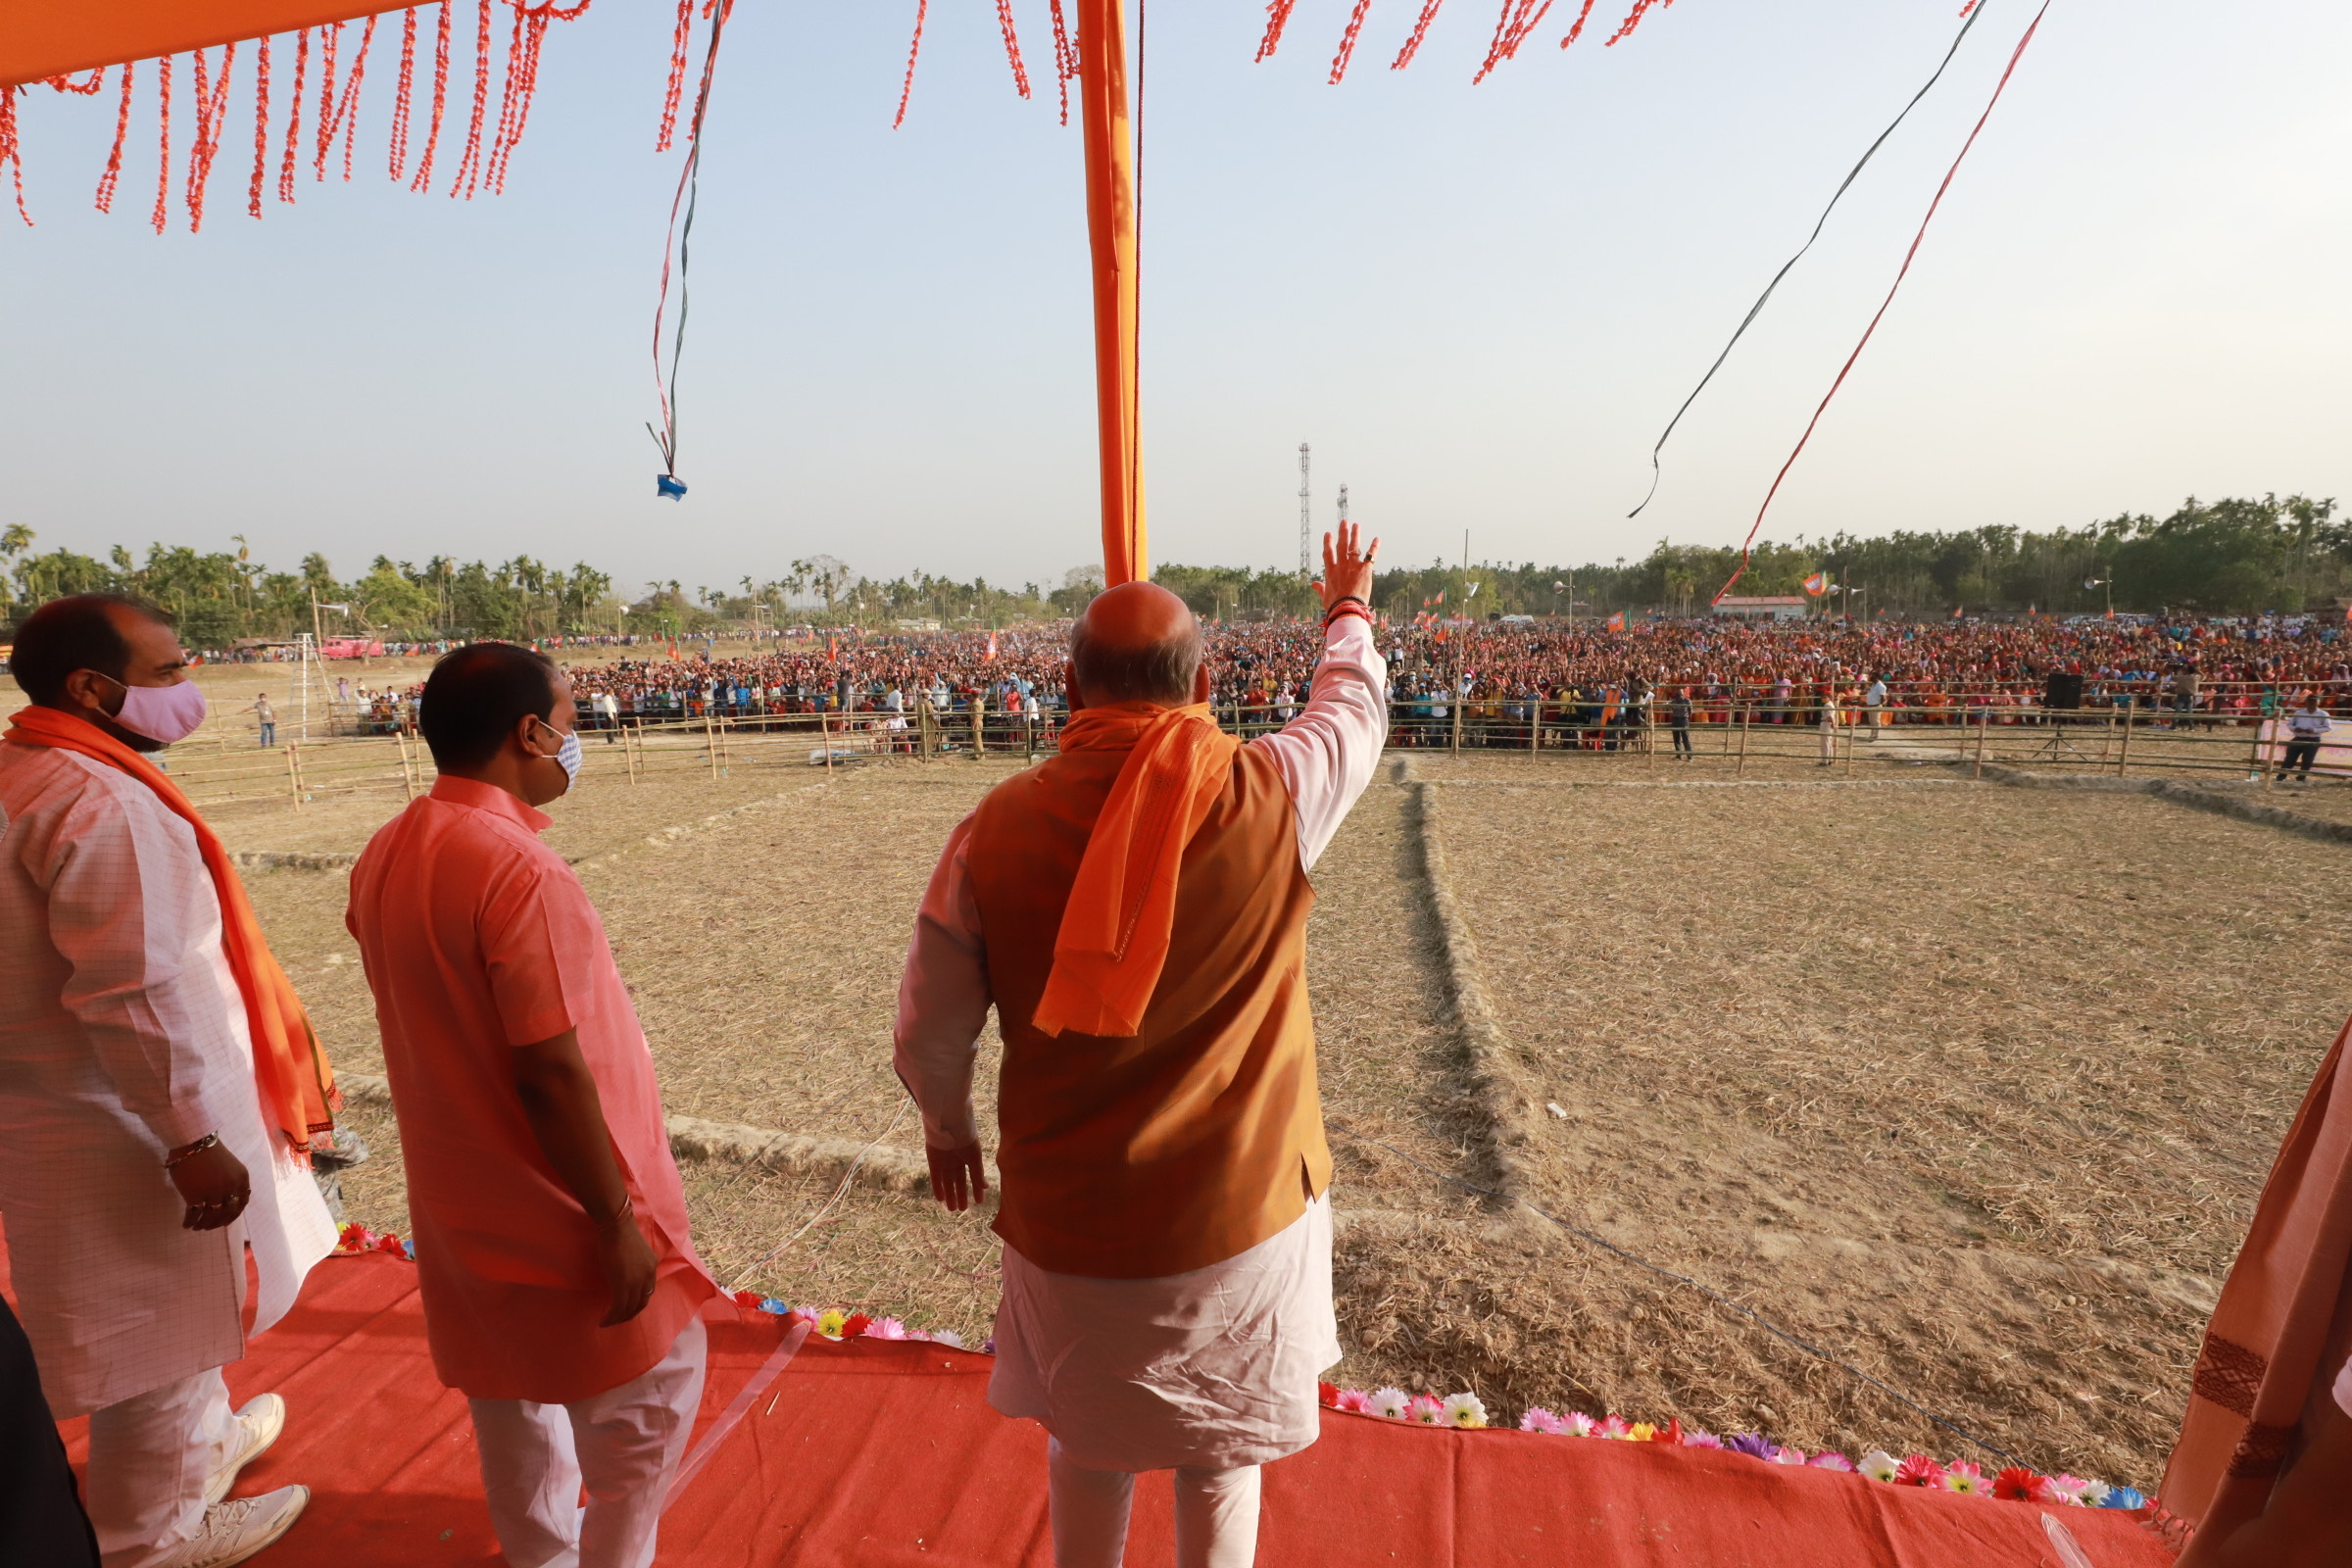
[
  {"xmin": 205, "ymin": 1394, "xmax": 287, "ymax": 1505},
  {"xmin": 153, "ymin": 1487, "xmax": 310, "ymax": 1568}
]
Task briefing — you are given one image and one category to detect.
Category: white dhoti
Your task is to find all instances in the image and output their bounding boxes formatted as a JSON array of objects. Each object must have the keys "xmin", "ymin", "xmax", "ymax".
[{"xmin": 988, "ymin": 1194, "xmax": 1338, "ymax": 1473}]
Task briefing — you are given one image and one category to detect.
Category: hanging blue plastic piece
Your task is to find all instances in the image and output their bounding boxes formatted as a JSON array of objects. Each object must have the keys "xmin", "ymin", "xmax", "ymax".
[{"xmin": 656, "ymin": 473, "xmax": 688, "ymax": 501}]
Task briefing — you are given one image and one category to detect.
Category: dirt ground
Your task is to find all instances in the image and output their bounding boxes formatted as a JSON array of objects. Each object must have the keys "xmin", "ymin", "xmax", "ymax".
[{"xmin": 57, "ymin": 720, "xmax": 2350, "ymax": 1491}]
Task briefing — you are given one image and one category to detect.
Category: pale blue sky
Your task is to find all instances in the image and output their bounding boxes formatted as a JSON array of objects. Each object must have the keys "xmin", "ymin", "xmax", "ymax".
[{"xmin": 4, "ymin": 0, "xmax": 2346, "ymax": 597}]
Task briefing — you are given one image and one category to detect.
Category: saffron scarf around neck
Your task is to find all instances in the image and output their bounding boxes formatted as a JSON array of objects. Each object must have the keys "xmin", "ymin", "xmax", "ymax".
[
  {"xmin": 7, "ymin": 706, "xmax": 338, "ymax": 1153},
  {"xmin": 2158, "ymin": 1016, "xmax": 2352, "ymax": 1540},
  {"xmin": 1031, "ymin": 701, "xmax": 1243, "ymax": 1039}
]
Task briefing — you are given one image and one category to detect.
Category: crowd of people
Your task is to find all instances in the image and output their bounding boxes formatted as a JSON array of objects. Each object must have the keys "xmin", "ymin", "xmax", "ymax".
[{"xmin": 514, "ymin": 616, "xmax": 2351, "ymax": 749}]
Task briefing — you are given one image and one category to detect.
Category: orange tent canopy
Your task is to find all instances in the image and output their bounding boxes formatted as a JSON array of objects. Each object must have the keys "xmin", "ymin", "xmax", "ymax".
[{"xmin": 1, "ymin": 3, "xmax": 391, "ymax": 87}]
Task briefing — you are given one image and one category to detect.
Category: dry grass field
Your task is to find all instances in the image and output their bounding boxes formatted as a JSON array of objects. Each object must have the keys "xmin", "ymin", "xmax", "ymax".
[{"xmin": 12, "ymin": 660, "xmax": 2347, "ymax": 1491}]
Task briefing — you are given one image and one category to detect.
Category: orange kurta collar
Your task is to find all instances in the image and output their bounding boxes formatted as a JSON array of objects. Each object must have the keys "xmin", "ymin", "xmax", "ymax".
[{"xmin": 428, "ymin": 773, "xmax": 554, "ymax": 834}]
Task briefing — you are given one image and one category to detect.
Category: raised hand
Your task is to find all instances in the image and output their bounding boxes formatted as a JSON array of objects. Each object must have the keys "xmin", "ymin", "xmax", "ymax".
[{"xmin": 1313, "ymin": 520, "xmax": 1380, "ymax": 613}]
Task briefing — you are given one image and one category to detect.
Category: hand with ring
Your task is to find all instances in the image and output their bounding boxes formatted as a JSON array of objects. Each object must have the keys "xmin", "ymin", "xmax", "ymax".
[{"xmin": 169, "ymin": 1137, "xmax": 254, "ymax": 1232}]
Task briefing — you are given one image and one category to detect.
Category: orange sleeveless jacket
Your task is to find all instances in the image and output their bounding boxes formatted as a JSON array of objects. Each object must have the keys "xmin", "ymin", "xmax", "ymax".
[{"xmin": 966, "ymin": 743, "xmax": 1330, "ymax": 1279}]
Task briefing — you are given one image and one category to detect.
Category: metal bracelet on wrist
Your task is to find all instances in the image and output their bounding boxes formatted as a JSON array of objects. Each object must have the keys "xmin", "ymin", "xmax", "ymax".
[
  {"xmin": 591, "ymin": 1194, "xmax": 635, "ymax": 1230},
  {"xmin": 165, "ymin": 1132, "xmax": 220, "ymax": 1168}
]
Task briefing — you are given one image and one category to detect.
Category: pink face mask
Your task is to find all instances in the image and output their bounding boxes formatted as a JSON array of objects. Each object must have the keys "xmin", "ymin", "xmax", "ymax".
[{"xmin": 96, "ymin": 673, "xmax": 211, "ymax": 745}]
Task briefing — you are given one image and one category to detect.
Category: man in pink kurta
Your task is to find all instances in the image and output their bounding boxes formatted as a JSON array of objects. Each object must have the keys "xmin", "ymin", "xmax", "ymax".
[{"xmin": 346, "ymin": 643, "xmax": 718, "ymax": 1568}]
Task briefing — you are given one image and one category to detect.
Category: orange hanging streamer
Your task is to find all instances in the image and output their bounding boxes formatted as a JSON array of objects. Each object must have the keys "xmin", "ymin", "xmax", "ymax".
[
  {"xmin": 1, "ymin": 85, "xmax": 28, "ymax": 227},
  {"xmin": 1556, "ymin": 0, "xmax": 1598, "ymax": 50},
  {"xmin": 96, "ymin": 59, "xmax": 134, "ymax": 212},
  {"xmin": 452, "ymin": 0, "xmax": 491, "ymax": 197},
  {"xmin": 248, "ymin": 35, "xmax": 270, "ymax": 217},
  {"xmin": 185, "ymin": 42, "xmax": 239, "ymax": 232},
  {"xmin": 657, "ymin": 0, "xmax": 693, "ymax": 150},
  {"xmin": 1254, "ymin": 0, "xmax": 1301, "ymax": 62},
  {"xmin": 277, "ymin": 28, "xmax": 308, "ymax": 203},
  {"xmin": 489, "ymin": 3, "xmax": 590, "ymax": 195},
  {"xmin": 995, "ymin": 0, "xmax": 1031, "ymax": 99},
  {"xmin": 1605, "ymin": 0, "xmax": 1668, "ymax": 47},
  {"xmin": 390, "ymin": 8, "xmax": 416, "ymax": 178},
  {"xmin": 1077, "ymin": 0, "xmax": 1147, "ymax": 583},
  {"xmin": 1392, "ymin": 0, "xmax": 1447, "ymax": 70},
  {"xmin": 892, "ymin": 0, "xmax": 927, "ymax": 129},
  {"xmin": 312, "ymin": 19, "xmax": 340, "ymax": 179},
  {"xmin": 1327, "ymin": 0, "xmax": 1374, "ymax": 84},
  {"xmin": 150, "ymin": 52, "xmax": 172, "ymax": 234},
  {"xmin": 314, "ymin": 14, "xmax": 375, "ymax": 183},
  {"xmin": 1048, "ymin": 0, "xmax": 1075, "ymax": 126},
  {"xmin": 411, "ymin": 1, "xmax": 451, "ymax": 193}
]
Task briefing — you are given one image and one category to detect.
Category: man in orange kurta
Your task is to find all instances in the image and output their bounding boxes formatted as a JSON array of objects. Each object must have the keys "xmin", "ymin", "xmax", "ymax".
[
  {"xmin": 346, "ymin": 643, "xmax": 719, "ymax": 1568},
  {"xmin": 896, "ymin": 526, "xmax": 1387, "ymax": 1568}
]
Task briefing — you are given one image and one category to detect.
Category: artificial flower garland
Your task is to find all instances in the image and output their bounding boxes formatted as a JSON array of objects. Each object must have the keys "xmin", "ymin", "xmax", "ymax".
[
  {"xmin": 1316, "ymin": 1382, "xmax": 2149, "ymax": 1512},
  {"xmin": 337, "ymin": 1229, "xmax": 2147, "ymax": 1512}
]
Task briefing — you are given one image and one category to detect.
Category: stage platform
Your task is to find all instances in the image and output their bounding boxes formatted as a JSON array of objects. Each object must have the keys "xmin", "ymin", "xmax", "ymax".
[{"xmin": 34, "ymin": 1250, "xmax": 2175, "ymax": 1566}]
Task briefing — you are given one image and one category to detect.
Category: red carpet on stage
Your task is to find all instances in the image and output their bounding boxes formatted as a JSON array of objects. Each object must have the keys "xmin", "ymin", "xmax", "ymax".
[{"xmin": 32, "ymin": 1250, "xmax": 2175, "ymax": 1566}]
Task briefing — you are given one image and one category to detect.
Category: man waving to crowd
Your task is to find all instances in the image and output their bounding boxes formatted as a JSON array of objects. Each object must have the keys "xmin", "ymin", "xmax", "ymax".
[
  {"xmin": 894, "ymin": 524, "xmax": 1387, "ymax": 1568},
  {"xmin": 0, "ymin": 594, "xmax": 337, "ymax": 1568}
]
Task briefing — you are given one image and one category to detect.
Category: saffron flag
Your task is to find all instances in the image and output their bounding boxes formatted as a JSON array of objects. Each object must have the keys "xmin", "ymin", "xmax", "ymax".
[
  {"xmin": 986, "ymin": 629, "xmax": 999, "ymax": 662},
  {"xmin": 1802, "ymin": 571, "xmax": 1830, "ymax": 597},
  {"xmin": 1606, "ymin": 612, "xmax": 1627, "ymax": 632}
]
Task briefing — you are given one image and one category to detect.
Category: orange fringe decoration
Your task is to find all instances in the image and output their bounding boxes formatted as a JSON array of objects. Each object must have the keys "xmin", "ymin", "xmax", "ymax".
[
  {"xmin": 1255, "ymin": 0, "xmax": 1302, "ymax": 62},
  {"xmin": 2, "ymin": 86, "xmax": 28, "ymax": 227},
  {"xmin": 453, "ymin": 0, "xmax": 492, "ymax": 197},
  {"xmin": 391, "ymin": 9, "xmax": 418, "ymax": 180},
  {"xmin": 658, "ymin": 0, "xmax": 695, "ymax": 151},
  {"xmin": 1392, "ymin": 0, "xmax": 1448, "ymax": 71},
  {"xmin": 1557, "ymin": 0, "xmax": 1598, "ymax": 50},
  {"xmin": 150, "ymin": 53, "xmax": 172, "ymax": 234},
  {"xmin": 313, "ymin": 20, "xmax": 342, "ymax": 180},
  {"xmin": 249, "ymin": 36, "xmax": 271, "ymax": 217},
  {"xmin": 1328, "ymin": 0, "xmax": 1376, "ymax": 83},
  {"xmin": 893, "ymin": 0, "xmax": 928, "ymax": 130},
  {"xmin": 1605, "ymin": 0, "xmax": 1670, "ymax": 48},
  {"xmin": 412, "ymin": 1, "xmax": 453, "ymax": 193},
  {"xmin": 996, "ymin": 0, "xmax": 1032, "ymax": 99},
  {"xmin": 318, "ymin": 15, "xmax": 377, "ymax": 183},
  {"xmin": 97, "ymin": 61, "xmax": 135, "ymax": 213},
  {"xmin": 278, "ymin": 29, "xmax": 309, "ymax": 204},
  {"xmin": 185, "ymin": 43, "xmax": 239, "ymax": 232},
  {"xmin": 1048, "ymin": 0, "xmax": 1076, "ymax": 126}
]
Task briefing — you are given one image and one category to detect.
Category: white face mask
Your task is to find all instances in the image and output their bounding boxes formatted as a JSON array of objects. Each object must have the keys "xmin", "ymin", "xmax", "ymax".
[
  {"xmin": 94, "ymin": 672, "xmax": 210, "ymax": 746},
  {"xmin": 534, "ymin": 717, "xmax": 583, "ymax": 792}
]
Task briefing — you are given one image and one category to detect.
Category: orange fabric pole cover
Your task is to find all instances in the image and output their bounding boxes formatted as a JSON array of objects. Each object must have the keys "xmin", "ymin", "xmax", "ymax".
[{"xmin": 1075, "ymin": 0, "xmax": 1144, "ymax": 587}]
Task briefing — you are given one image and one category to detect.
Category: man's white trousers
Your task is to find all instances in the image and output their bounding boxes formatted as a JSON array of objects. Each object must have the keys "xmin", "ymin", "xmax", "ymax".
[
  {"xmin": 466, "ymin": 1316, "xmax": 707, "ymax": 1568},
  {"xmin": 85, "ymin": 1367, "xmax": 233, "ymax": 1568}
]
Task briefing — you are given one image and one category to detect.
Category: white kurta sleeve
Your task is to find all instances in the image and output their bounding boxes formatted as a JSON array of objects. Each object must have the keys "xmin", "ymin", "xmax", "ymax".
[
  {"xmin": 893, "ymin": 812, "xmax": 992, "ymax": 1150},
  {"xmin": 1250, "ymin": 615, "xmax": 1391, "ymax": 872},
  {"xmin": 35, "ymin": 790, "xmax": 223, "ymax": 1151}
]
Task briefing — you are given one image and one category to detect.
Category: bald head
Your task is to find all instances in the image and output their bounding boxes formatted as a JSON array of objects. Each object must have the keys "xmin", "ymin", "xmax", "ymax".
[{"xmin": 1068, "ymin": 581, "xmax": 1205, "ymax": 709}]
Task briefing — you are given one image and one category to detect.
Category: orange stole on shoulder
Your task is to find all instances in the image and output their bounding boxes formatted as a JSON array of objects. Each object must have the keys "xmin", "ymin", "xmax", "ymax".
[
  {"xmin": 1033, "ymin": 702, "xmax": 1241, "ymax": 1040},
  {"xmin": 966, "ymin": 727, "xmax": 1330, "ymax": 1280},
  {"xmin": 5, "ymin": 707, "xmax": 338, "ymax": 1151}
]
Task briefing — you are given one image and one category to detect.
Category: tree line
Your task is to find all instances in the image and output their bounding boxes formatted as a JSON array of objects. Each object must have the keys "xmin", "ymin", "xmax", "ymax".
[{"xmin": 2, "ymin": 495, "xmax": 2341, "ymax": 647}]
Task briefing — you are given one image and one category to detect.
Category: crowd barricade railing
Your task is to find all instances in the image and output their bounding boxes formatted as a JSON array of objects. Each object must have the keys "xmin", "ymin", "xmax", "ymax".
[{"xmin": 149, "ymin": 690, "xmax": 2349, "ymax": 811}]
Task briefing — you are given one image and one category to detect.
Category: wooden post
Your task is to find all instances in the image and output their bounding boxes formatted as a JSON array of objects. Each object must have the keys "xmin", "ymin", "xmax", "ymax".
[
  {"xmin": 1973, "ymin": 703, "xmax": 1989, "ymax": 779},
  {"xmin": 2253, "ymin": 718, "xmax": 2272, "ymax": 790},
  {"xmin": 1025, "ymin": 710, "xmax": 1037, "ymax": 761},
  {"xmin": 1736, "ymin": 703, "xmax": 1750, "ymax": 778},
  {"xmin": 625, "ymin": 724, "xmax": 640, "ymax": 786},
  {"xmin": 285, "ymin": 744, "xmax": 305, "ymax": 809},
  {"xmin": 972, "ymin": 697, "xmax": 986, "ymax": 760},
  {"xmin": 820, "ymin": 708, "xmax": 833, "ymax": 773},
  {"xmin": 1450, "ymin": 687, "xmax": 1462, "ymax": 758},
  {"xmin": 396, "ymin": 732, "xmax": 418, "ymax": 801},
  {"xmin": 1530, "ymin": 697, "xmax": 1542, "ymax": 759},
  {"xmin": 918, "ymin": 700, "xmax": 935, "ymax": 761},
  {"xmin": 2118, "ymin": 702, "xmax": 2134, "ymax": 777}
]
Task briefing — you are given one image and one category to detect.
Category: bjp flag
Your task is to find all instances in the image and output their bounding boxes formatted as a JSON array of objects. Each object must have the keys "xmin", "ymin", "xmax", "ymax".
[
  {"xmin": 1802, "ymin": 571, "xmax": 1830, "ymax": 597},
  {"xmin": 1605, "ymin": 612, "xmax": 1627, "ymax": 632}
]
